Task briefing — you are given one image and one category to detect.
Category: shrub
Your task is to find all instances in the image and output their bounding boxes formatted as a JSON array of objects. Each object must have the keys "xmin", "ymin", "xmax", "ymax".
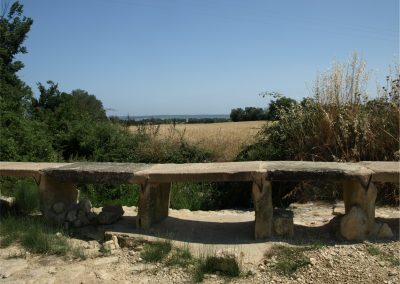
[
  {"xmin": 240, "ymin": 55, "xmax": 399, "ymax": 162},
  {"xmin": 237, "ymin": 54, "xmax": 399, "ymax": 205},
  {"xmin": 0, "ymin": 111, "xmax": 58, "ymax": 162},
  {"xmin": 79, "ymin": 184, "xmax": 140, "ymax": 207}
]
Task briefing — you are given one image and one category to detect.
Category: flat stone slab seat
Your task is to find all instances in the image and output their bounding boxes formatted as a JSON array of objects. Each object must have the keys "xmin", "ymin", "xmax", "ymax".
[
  {"xmin": 43, "ymin": 162, "xmax": 151, "ymax": 184},
  {"xmin": 0, "ymin": 161, "xmax": 399, "ymax": 241}
]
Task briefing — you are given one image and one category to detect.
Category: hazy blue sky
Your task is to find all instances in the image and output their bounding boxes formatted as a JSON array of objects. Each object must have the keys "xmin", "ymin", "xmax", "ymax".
[{"xmin": 16, "ymin": 0, "xmax": 399, "ymax": 116}]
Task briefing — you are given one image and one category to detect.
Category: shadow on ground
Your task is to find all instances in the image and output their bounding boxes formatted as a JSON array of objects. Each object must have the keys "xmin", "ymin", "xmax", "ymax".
[{"xmin": 75, "ymin": 210, "xmax": 399, "ymax": 246}]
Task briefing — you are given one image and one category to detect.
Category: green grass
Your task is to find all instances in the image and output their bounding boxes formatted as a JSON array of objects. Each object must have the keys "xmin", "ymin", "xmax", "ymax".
[
  {"xmin": 265, "ymin": 245, "xmax": 313, "ymax": 275},
  {"xmin": 366, "ymin": 244, "xmax": 400, "ymax": 266},
  {"xmin": 0, "ymin": 215, "xmax": 83, "ymax": 259},
  {"xmin": 140, "ymin": 241, "xmax": 172, "ymax": 262},
  {"xmin": 79, "ymin": 184, "xmax": 140, "ymax": 207},
  {"xmin": 0, "ymin": 178, "xmax": 39, "ymax": 214},
  {"xmin": 170, "ymin": 182, "xmax": 220, "ymax": 210},
  {"xmin": 193, "ymin": 254, "xmax": 240, "ymax": 283},
  {"xmin": 166, "ymin": 246, "xmax": 194, "ymax": 267},
  {"xmin": 366, "ymin": 244, "xmax": 381, "ymax": 256}
]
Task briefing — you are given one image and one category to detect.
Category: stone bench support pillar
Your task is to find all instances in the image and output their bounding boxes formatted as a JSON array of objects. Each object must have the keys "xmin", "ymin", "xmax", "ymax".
[
  {"xmin": 341, "ymin": 178, "xmax": 379, "ymax": 240},
  {"xmin": 136, "ymin": 182, "xmax": 171, "ymax": 229},
  {"xmin": 37, "ymin": 174, "xmax": 79, "ymax": 223},
  {"xmin": 252, "ymin": 180, "xmax": 273, "ymax": 240}
]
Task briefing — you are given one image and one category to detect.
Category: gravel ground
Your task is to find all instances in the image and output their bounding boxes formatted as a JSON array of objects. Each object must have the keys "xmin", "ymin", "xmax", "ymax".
[{"xmin": 0, "ymin": 202, "xmax": 399, "ymax": 284}]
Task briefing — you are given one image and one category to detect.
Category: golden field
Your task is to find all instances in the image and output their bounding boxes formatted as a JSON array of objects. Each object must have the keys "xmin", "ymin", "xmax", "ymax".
[{"xmin": 129, "ymin": 121, "xmax": 266, "ymax": 161}]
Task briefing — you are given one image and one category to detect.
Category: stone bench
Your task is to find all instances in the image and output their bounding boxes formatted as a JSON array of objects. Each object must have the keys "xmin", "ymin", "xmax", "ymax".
[{"xmin": 0, "ymin": 161, "xmax": 398, "ymax": 240}]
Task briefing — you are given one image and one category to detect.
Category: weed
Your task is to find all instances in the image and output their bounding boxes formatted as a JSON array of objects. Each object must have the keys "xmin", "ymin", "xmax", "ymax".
[
  {"xmin": 166, "ymin": 246, "xmax": 194, "ymax": 267},
  {"xmin": 0, "ymin": 178, "xmax": 39, "ymax": 214},
  {"xmin": 0, "ymin": 215, "xmax": 84, "ymax": 259},
  {"xmin": 140, "ymin": 241, "xmax": 172, "ymax": 263},
  {"xmin": 265, "ymin": 245, "xmax": 312, "ymax": 275},
  {"xmin": 366, "ymin": 244, "xmax": 400, "ymax": 266},
  {"xmin": 366, "ymin": 244, "xmax": 381, "ymax": 256},
  {"xmin": 193, "ymin": 254, "xmax": 240, "ymax": 283}
]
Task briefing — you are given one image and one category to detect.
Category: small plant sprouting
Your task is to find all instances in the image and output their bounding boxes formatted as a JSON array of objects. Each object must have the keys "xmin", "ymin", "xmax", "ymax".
[
  {"xmin": 166, "ymin": 245, "xmax": 194, "ymax": 267},
  {"xmin": 140, "ymin": 240, "xmax": 172, "ymax": 263},
  {"xmin": 264, "ymin": 245, "xmax": 312, "ymax": 276},
  {"xmin": 366, "ymin": 244, "xmax": 400, "ymax": 267}
]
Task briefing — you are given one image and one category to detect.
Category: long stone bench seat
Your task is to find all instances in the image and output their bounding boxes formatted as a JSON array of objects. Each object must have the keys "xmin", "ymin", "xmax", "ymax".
[
  {"xmin": 1, "ymin": 161, "xmax": 398, "ymax": 184},
  {"xmin": 0, "ymin": 161, "xmax": 399, "ymax": 241}
]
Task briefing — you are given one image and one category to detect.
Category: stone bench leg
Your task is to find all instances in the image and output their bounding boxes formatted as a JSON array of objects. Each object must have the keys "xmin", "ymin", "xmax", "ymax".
[
  {"xmin": 136, "ymin": 182, "xmax": 171, "ymax": 229},
  {"xmin": 252, "ymin": 180, "xmax": 273, "ymax": 240},
  {"xmin": 341, "ymin": 178, "xmax": 384, "ymax": 240},
  {"xmin": 37, "ymin": 174, "xmax": 79, "ymax": 223}
]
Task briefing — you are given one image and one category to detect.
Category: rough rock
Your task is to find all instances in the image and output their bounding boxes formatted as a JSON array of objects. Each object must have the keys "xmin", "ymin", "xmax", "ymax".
[
  {"xmin": 0, "ymin": 196, "xmax": 17, "ymax": 215},
  {"xmin": 66, "ymin": 209, "xmax": 77, "ymax": 222},
  {"xmin": 377, "ymin": 223, "xmax": 394, "ymax": 239},
  {"xmin": 273, "ymin": 209, "xmax": 294, "ymax": 237},
  {"xmin": 79, "ymin": 199, "xmax": 92, "ymax": 214},
  {"xmin": 95, "ymin": 270, "xmax": 112, "ymax": 280},
  {"xmin": 52, "ymin": 202, "xmax": 65, "ymax": 214},
  {"xmin": 340, "ymin": 205, "xmax": 367, "ymax": 240},
  {"xmin": 98, "ymin": 205, "xmax": 124, "ymax": 225}
]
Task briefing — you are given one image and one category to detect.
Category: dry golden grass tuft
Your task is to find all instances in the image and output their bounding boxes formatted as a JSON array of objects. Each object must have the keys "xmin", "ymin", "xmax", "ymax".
[{"xmin": 130, "ymin": 121, "xmax": 265, "ymax": 161}]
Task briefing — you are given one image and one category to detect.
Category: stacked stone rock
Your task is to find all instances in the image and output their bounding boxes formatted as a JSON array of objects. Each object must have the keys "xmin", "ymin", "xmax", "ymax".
[
  {"xmin": 50, "ymin": 201, "xmax": 125, "ymax": 228},
  {"xmin": 51, "ymin": 199, "xmax": 97, "ymax": 228}
]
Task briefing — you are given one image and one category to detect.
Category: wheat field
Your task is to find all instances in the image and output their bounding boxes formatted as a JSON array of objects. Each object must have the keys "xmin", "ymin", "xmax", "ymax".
[{"xmin": 129, "ymin": 121, "xmax": 265, "ymax": 161}]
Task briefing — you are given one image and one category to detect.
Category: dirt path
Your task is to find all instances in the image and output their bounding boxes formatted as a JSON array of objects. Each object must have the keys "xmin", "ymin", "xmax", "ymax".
[{"xmin": 0, "ymin": 202, "xmax": 399, "ymax": 283}]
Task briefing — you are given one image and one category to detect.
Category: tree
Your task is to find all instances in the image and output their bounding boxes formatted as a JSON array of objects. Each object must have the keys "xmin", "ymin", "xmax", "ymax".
[
  {"xmin": 267, "ymin": 96, "xmax": 297, "ymax": 120},
  {"xmin": 0, "ymin": 1, "xmax": 34, "ymax": 114},
  {"xmin": 230, "ymin": 108, "xmax": 245, "ymax": 121},
  {"xmin": 0, "ymin": 1, "xmax": 57, "ymax": 161}
]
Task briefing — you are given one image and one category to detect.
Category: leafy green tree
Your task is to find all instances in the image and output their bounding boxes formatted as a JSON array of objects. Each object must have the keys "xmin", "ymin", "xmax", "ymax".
[
  {"xmin": 267, "ymin": 96, "xmax": 297, "ymax": 120},
  {"xmin": 0, "ymin": 1, "xmax": 57, "ymax": 161},
  {"xmin": 230, "ymin": 108, "xmax": 245, "ymax": 121},
  {"xmin": 230, "ymin": 107, "xmax": 267, "ymax": 121},
  {"xmin": 0, "ymin": 1, "xmax": 34, "ymax": 114}
]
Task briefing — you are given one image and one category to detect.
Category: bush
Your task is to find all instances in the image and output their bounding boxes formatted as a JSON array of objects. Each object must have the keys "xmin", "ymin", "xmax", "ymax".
[
  {"xmin": 0, "ymin": 111, "xmax": 58, "ymax": 162},
  {"xmin": 79, "ymin": 184, "xmax": 140, "ymax": 207},
  {"xmin": 239, "ymin": 55, "xmax": 399, "ymax": 162},
  {"xmin": 237, "ymin": 55, "xmax": 399, "ymax": 205}
]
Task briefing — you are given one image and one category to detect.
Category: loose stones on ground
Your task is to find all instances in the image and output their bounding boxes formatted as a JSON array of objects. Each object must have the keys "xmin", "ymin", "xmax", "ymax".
[{"xmin": 48, "ymin": 200, "xmax": 125, "ymax": 229}]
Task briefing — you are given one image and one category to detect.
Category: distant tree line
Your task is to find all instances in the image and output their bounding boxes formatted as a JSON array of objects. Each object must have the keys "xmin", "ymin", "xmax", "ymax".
[
  {"xmin": 109, "ymin": 116, "xmax": 230, "ymax": 126},
  {"xmin": 230, "ymin": 96, "xmax": 297, "ymax": 121}
]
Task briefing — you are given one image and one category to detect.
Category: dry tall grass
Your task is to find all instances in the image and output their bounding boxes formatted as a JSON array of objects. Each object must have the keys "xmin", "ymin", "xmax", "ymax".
[{"xmin": 130, "ymin": 121, "xmax": 265, "ymax": 161}]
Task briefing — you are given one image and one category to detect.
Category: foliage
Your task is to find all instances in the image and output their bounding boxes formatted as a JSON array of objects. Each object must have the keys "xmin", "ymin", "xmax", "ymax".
[
  {"xmin": 0, "ymin": 1, "xmax": 57, "ymax": 162},
  {"xmin": 140, "ymin": 241, "xmax": 172, "ymax": 262},
  {"xmin": 193, "ymin": 254, "xmax": 240, "ymax": 282},
  {"xmin": 0, "ymin": 1, "xmax": 33, "ymax": 114},
  {"xmin": 165, "ymin": 246, "xmax": 194, "ymax": 267},
  {"xmin": 79, "ymin": 184, "xmax": 139, "ymax": 207},
  {"xmin": 366, "ymin": 244, "xmax": 400, "ymax": 266},
  {"xmin": 265, "ymin": 245, "xmax": 313, "ymax": 275},
  {"xmin": 0, "ymin": 111, "xmax": 58, "ymax": 161},
  {"xmin": 239, "ymin": 54, "xmax": 399, "ymax": 162},
  {"xmin": 230, "ymin": 107, "xmax": 267, "ymax": 122},
  {"xmin": 12, "ymin": 179, "xmax": 39, "ymax": 213},
  {"xmin": 0, "ymin": 215, "xmax": 83, "ymax": 258},
  {"xmin": 265, "ymin": 94, "xmax": 297, "ymax": 121}
]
